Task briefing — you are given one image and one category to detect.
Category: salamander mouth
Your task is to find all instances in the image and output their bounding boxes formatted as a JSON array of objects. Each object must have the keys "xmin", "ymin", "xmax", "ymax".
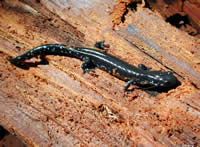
[
  {"xmin": 154, "ymin": 76, "xmax": 181, "ymax": 92},
  {"xmin": 163, "ymin": 75, "xmax": 180, "ymax": 88},
  {"xmin": 139, "ymin": 73, "xmax": 181, "ymax": 93}
]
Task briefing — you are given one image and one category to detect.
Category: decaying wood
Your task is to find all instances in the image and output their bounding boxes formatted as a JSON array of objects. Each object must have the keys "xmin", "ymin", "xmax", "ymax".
[
  {"xmin": 0, "ymin": 0, "xmax": 199, "ymax": 146},
  {"xmin": 146, "ymin": 0, "xmax": 200, "ymax": 34}
]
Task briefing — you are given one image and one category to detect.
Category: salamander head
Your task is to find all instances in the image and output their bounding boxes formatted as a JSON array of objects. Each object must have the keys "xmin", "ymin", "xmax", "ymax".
[{"xmin": 148, "ymin": 71, "xmax": 180, "ymax": 88}]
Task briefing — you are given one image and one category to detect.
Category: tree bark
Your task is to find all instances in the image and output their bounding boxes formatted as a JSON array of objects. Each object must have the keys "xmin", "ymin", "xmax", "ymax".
[{"xmin": 0, "ymin": 0, "xmax": 199, "ymax": 146}]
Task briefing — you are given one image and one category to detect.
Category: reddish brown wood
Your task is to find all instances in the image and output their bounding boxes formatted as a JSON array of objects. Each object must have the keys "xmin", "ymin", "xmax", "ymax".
[
  {"xmin": 0, "ymin": 0, "xmax": 199, "ymax": 146},
  {"xmin": 146, "ymin": 0, "xmax": 200, "ymax": 34}
]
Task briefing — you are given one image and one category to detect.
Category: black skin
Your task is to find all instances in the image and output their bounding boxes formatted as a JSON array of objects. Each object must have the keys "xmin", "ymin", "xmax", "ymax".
[{"xmin": 8, "ymin": 41, "xmax": 180, "ymax": 92}]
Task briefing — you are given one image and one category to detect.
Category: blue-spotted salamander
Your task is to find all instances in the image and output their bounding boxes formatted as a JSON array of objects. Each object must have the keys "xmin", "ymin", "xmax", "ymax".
[{"xmin": 8, "ymin": 41, "xmax": 180, "ymax": 91}]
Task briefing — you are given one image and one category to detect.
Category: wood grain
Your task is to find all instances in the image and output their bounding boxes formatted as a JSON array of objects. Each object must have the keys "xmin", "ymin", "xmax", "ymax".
[{"xmin": 0, "ymin": 0, "xmax": 199, "ymax": 146}]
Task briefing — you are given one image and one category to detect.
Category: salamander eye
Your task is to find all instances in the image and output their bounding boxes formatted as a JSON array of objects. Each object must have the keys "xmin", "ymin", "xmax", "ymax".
[{"xmin": 167, "ymin": 71, "xmax": 172, "ymax": 75}]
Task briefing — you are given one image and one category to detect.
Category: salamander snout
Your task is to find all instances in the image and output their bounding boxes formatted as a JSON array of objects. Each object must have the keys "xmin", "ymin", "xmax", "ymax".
[
  {"xmin": 149, "ymin": 71, "xmax": 180, "ymax": 88},
  {"xmin": 157, "ymin": 72, "xmax": 179, "ymax": 88}
]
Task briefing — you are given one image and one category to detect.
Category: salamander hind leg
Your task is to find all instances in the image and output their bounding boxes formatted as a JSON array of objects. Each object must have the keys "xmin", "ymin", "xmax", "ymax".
[
  {"xmin": 39, "ymin": 55, "xmax": 49, "ymax": 65},
  {"xmin": 94, "ymin": 41, "xmax": 110, "ymax": 50},
  {"xmin": 81, "ymin": 57, "xmax": 96, "ymax": 73},
  {"xmin": 138, "ymin": 64, "xmax": 151, "ymax": 71}
]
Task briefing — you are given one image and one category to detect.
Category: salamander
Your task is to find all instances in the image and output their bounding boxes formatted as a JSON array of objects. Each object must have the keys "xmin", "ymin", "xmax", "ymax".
[{"xmin": 8, "ymin": 42, "xmax": 180, "ymax": 91}]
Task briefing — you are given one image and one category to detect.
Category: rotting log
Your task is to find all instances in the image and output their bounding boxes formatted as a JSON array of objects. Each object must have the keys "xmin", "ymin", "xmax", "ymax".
[{"xmin": 0, "ymin": 0, "xmax": 199, "ymax": 146}]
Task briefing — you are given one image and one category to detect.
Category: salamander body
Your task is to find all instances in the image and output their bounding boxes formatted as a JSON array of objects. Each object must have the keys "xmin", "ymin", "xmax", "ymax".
[{"xmin": 8, "ymin": 43, "xmax": 179, "ymax": 91}]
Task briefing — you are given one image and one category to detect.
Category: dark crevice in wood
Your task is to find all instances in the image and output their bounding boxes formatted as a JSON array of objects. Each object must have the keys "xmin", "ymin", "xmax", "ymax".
[
  {"xmin": 166, "ymin": 13, "xmax": 190, "ymax": 28},
  {"xmin": 0, "ymin": 126, "xmax": 9, "ymax": 141}
]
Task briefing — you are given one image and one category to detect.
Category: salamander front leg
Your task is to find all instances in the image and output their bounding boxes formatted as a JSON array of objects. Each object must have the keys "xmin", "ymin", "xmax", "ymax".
[
  {"xmin": 81, "ymin": 57, "xmax": 95, "ymax": 73},
  {"xmin": 138, "ymin": 64, "xmax": 151, "ymax": 71},
  {"xmin": 124, "ymin": 79, "xmax": 137, "ymax": 91}
]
